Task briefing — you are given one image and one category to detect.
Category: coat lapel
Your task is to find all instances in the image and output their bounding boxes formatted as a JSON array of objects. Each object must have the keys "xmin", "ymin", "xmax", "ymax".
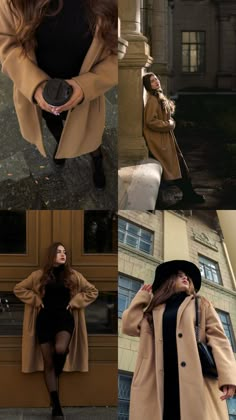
[{"xmin": 176, "ymin": 295, "xmax": 195, "ymax": 327}]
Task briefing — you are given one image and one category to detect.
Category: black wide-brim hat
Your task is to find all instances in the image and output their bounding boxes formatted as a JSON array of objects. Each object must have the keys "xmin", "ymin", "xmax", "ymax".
[{"xmin": 152, "ymin": 260, "xmax": 201, "ymax": 293}]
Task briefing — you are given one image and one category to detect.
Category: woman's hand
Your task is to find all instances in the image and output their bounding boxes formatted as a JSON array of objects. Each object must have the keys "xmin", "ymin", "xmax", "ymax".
[
  {"xmin": 41, "ymin": 303, "xmax": 44, "ymax": 308},
  {"xmin": 53, "ymin": 79, "xmax": 84, "ymax": 113},
  {"xmin": 34, "ymin": 82, "xmax": 59, "ymax": 114},
  {"xmin": 139, "ymin": 284, "xmax": 152, "ymax": 294},
  {"xmin": 66, "ymin": 304, "xmax": 72, "ymax": 311},
  {"xmin": 168, "ymin": 119, "xmax": 175, "ymax": 129},
  {"xmin": 220, "ymin": 385, "xmax": 236, "ymax": 400}
]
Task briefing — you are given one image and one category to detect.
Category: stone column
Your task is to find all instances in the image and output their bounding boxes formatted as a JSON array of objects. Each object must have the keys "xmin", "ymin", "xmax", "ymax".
[
  {"xmin": 119, "ymin": 0, "xmax": 153, "ymax": 165},
  {"xmin": 151, "ymin": 0, "xmax": 169, "ymax": 92}
]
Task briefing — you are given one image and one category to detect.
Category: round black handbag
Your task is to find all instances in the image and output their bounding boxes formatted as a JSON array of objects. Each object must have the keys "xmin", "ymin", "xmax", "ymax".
[{"xmin": 43, "ymin": 79, "xmax": 73, "ymax": 106}]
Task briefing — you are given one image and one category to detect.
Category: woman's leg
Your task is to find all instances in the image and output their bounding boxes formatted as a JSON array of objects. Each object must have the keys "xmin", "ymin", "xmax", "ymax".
[
  {"xmin": 175, "ymin": 152, "xmax": 205, "ymax": 203},
  {"xmin": 40, "ymin": 342, "xmax": 63, "ymax": 417},
  {"xmin": 90, "ymin": 146, "xmax": 106, "ymax": 189},
  {"xmin": 54, "ymin": 330, "xmax": 72, "ymax": 376},
  {"xmin": 42, "ymin": 111, "xmax": 66, "ymax": 165}
]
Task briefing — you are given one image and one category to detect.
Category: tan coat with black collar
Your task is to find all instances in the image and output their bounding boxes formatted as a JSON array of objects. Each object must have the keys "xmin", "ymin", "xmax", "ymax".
[
  {"xmin": 0, "ymin": 0, "xmax": 117, "ymax": 158},
  {"xmin": 122, "ymin": 291, "xmax": 236, "ymax": 420},
  {"xmin": 14, "ymin": 269, "xmax": 98, "ymax": 373}
]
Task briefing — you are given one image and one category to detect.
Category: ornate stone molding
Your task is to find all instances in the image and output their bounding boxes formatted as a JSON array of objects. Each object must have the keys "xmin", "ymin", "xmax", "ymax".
[{"xmin": 192, "ymin": 230, "xmax": 218, "ymax": 251}]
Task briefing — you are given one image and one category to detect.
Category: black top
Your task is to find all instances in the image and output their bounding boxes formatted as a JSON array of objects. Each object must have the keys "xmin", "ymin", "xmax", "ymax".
[
  {"xmin": 162, "ymin": 292, "xmax": 188, "ymax": 420},
  {"xmin": 35, "ymin": 0, "xmax": 93, "ymax": 79},
  {"xmin": 42, "ymin": 265, "xmax": 71, "ymax": 310}
]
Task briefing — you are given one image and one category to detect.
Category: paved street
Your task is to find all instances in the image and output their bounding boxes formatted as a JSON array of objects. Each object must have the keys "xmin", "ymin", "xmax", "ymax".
[
  {"xmin": 0, "ymin": 407, "xmax": 117, "ymax": 419},
  {"xmin": 0, "ymin": 73, "xmax": 117, "ymax": 210}
]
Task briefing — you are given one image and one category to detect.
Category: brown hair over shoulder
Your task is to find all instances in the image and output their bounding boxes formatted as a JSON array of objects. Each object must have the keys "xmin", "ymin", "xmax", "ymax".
[
  {"xmin": 39, "ymin": 241, "xmax": 77, "ymax": 297},
  {"xmin": 144, "ymin": 274, "xmax": 195, "ymax": 332},
  {"xmin": 9, "ymin": 0, "xmax": 117, "ymax": 55},
  {"xmin": 143, "ymin": 72, "xmax": 176, "ymax": 114}
]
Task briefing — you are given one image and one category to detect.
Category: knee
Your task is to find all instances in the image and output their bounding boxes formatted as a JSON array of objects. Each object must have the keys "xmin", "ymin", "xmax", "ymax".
[{"xmin": 55, "ymin": 342, "xmax": 67, "ymax": 355}]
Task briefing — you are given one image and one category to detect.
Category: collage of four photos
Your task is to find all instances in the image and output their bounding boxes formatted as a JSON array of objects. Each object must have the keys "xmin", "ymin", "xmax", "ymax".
[{"xmin": 0, "ymin": 0, "xmax": 236, "ymax": 419}]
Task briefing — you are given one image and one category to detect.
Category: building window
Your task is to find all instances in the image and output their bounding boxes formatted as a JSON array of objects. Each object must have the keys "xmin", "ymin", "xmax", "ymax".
[
  {"xmin": 86, "ymin": 291, "xmax": 117, "ymax": 334},
  {"xmin": 118, "ymin": 274, "xmax": 143, "ymax": 318},
  {"xmin": 216, "ymin": 310, "xmax": 236, "ymax": 353},
  {"xmin": 0, "ymin": 292, "xmax": 24, "ymax": 335},
  {"xmin": 118, "ymin": 372, "xmax": 132, "ymax": 420},
  {"xmin": 84, "ymin": 211, "xmax": 117, "ymax": 254},
  {"xmin": 182, "ymin": 31, "xmax": 205, "ymax": 73},
  {"xmin": 227, "ymin": 396, "xmax": 236, "ymax": 419},
  {"xmin": 118, "ymin": 218, "xmax": 154, "ymax": 255},
  {"xmin": 199, "ymin": 255, "xmax": 222, "ymax": 285},
  {"xmin": 0, "ymin": 211, "xmax": 26, "ymax": 254}
]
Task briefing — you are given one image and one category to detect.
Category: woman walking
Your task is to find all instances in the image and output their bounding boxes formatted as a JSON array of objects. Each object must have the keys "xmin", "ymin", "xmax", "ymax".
[
  {"xmin": 14, "ymin": 242, "xmax": 98, "ymax": 419},
  {"xmin": 122, "ymin": 260, "xmax": 236, "ymax": 420},
  {"xmin": 143, "ymin": 73, "xmax": 205, "ymax": 204},
  {"xmin": 0, "ymin": 0, "xmax": 117, "ymax": 188}
]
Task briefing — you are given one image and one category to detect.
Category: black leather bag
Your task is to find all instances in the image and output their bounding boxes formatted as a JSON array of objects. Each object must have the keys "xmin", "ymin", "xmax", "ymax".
[
  {"xmin": 195, "ymin": 297, "xmax": 218, "ymax": 378},
  {"xmin": 43, "ymin": 78, "xmax": 73, "ymax": 106}
]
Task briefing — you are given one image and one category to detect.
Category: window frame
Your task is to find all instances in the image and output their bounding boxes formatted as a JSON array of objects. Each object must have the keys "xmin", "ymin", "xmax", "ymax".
[
  {"xmin": 118, "ymin": 217, "xmax": 154, "ymax": 255},
  {"xmin": 216, "ymin": 309, "xmax": 236, "ymax": 353},
  {"xmin": 118, "ymin": 371, "xmax": 133, "ymax": 420},
  {"xmin": 181, "ymin": 30, "xmax": 206, "ymax": 74},
  {"xmin": 118, "ymin": 273, "xmax": 143, "ymax": 318},
  {"xmin": 198, "ymin": 254, "xmax": 222, "ymax": 285}
]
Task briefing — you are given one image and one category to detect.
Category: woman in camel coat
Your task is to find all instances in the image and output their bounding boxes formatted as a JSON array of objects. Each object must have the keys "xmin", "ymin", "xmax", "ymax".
[
  {"xmin": 0, "ymin": 0, "xmax": 117, "ymax": 188},
  {"xmin": 143, "ymin": 73, "xmax": 205, "ymax": 204},
  {"xmin": 122, "ymin": 260, "xmax": 236, "ymax": 420},
  {"xmin": 14, "ymin": 242, "xmax": 98, "ymax": 419}
]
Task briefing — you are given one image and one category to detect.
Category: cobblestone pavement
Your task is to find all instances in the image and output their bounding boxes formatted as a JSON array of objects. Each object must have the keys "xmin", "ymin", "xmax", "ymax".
[
  {"xmin": 0, "ymin": 73, "xmax": 117, "ymax": 210},
  {"xmin": 0, "ymin": 407, "xmax": 117, "ymax": 419}
]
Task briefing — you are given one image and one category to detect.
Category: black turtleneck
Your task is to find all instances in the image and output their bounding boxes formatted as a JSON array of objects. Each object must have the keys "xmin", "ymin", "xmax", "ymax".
[
  {"xmin": 35, "ymin": 0, "xmax": 93, "ymax": 79},
  {"xmin": 42, "ymin": 265, "xmax": 71, "ymax": 310},
  {"xmin": 163, "ymin": 292, "xmax": 188, "ymax": 420}
]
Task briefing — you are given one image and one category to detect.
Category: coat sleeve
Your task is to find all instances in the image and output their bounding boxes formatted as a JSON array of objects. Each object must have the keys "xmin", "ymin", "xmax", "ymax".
[
  {"xmin": 0, "ymin": 1, "xmax": 49, "ymax": 103},
  {"xmin": 13, "ymin": 271, "xmax": 43, "ymax": 308},
  {"xmin": 72, "ymin": 50, "xmax": 117, "ymax": 103},
  {"xmin": 204, "ymin": 300, "xmax": 236, "ymax": 389},
  {"xmin": 122, "ymin": 291, "xmax": 152, "ymax": 337},
  {"xmin": 145, "ymin": 96, "xmax": 174, "ymax": 133},
  {"xmin": 69, "ymin": 272, "xmax": 98, "ymax": 309}
]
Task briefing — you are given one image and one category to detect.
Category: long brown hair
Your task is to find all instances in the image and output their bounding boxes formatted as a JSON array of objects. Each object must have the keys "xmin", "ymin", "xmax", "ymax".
[
  {"xmin": 143, "ymin": 72, "xmax": 175, "ymax": 114},
  {"xmin": 39, "ymin": 242, "xmax": 76, "ymax": 297},
  {"xmin": 8, "ymin": 0, "xmax": 117, "ymax": 55},
  {"xmin": 145, "ymin": 274, "xmax": 196, "ymax": 332}
]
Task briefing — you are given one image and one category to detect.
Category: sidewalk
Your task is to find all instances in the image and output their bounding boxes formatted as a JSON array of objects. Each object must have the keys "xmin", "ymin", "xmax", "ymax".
[
  {"xmin": 0, "ymin": 73, "xmax": 117, "ymax": 210},
  {"xmin": 0, "ymin": 407, "xmax": 117, "ymax": 419}
]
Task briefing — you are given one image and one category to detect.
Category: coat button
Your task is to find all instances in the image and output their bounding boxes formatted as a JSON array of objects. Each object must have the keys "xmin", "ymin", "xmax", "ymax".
[
  {"xmin": 181, "ymin": 361, "xmax": 186, "ymax": 367},
  {"xmin": 178, "ymin": 333, "xmax": 183, "ymax": 338}
]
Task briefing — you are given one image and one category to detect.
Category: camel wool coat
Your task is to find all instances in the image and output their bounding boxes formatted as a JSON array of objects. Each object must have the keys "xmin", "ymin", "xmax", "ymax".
[
  {"xmin": 14, "ymin": 269, "xmax": 98, "ymax": 373},
  {"xmin": 0, "ymin": 1, "xmax": 117, "ymax": 158},
  {"xmin": 143, "ymin": 95, "xmax": 187, "ymax": 180},
  {"xmin": 122, "ymin": 291, "xmax": 236, "ymax": 420}
]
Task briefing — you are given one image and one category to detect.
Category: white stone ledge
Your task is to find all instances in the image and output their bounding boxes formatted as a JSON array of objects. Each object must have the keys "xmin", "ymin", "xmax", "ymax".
[{"xmin": 118, "ymin": 158, "xmax": 163, "ymax": 210}]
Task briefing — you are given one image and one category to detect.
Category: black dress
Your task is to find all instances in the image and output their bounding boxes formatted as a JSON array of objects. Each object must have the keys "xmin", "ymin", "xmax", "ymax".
[
  {"xmin": 35, "ymin": 0, "xmax": 93, "ymax": 141},
  {"xmin": 162, "ymin": 292, "xmax": 188, "ymax": 420},
  {"xmin": 36, "ymin": 265, "xmax": 74, "ymax": 344}
]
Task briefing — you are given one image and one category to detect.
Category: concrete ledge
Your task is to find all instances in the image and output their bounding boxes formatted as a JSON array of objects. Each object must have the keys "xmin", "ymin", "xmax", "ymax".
[{"xmin": 118, "ymin": 158, "xmax": 162, "ymax": 210}]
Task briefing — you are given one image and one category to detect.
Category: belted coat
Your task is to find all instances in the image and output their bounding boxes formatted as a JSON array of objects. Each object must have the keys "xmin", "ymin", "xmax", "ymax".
[
  {"xmin": 14, "ymin": 269, "xmax": 98, "ymax": 373},
  {"xmin": 122, "ymin": 291, "xmax": 236, "ymax": 420},
  {"xmin": 143, "ymin": 95, "xmax": 188, "ymax": 180},
  {"xmin": 0, "ymin": 0, "xmax": 117, "ymax": 158}
]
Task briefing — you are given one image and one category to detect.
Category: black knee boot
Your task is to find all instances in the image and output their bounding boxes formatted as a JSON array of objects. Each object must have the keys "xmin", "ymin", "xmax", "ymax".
[
  {"xmin": 175, "ymin": 178, "xmax": 205, "ymax": 204},
  {"xmin": 50, "ymin": 391, "xmax": 63, "ymax": 417},
  {"xmin": 91, "ymin": 148, "xmax": 106, "ymax": 190}
]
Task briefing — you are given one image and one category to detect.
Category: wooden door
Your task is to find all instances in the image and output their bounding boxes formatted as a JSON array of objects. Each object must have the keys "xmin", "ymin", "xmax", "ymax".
[{"xmin": 0, "ymin": 210, "xmax": 117, "ymax": 407}]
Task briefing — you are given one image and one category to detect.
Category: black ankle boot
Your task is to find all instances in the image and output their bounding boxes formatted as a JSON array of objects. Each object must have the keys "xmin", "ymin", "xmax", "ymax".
[
  {"xmin": 92, "ymin": 154, "xmax": 106, "ymax": 190},
  {"xmin": 50, "ymin": 391, "xmax": 63, "ymax": 418},
  {"xmin": 176, "ymin": 178, "xmax": 205, "ymax": 204}
]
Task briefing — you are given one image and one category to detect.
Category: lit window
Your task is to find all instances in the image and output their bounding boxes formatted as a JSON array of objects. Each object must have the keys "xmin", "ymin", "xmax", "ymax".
[
  {"xmin": 118, "ymin": 275, "xmax": 143, "ymax": 318},
  {"xmin": 216, "ymin": 310, "xmax": 236, "ymax": 352},
  {"xmin": 182, "ymin": 31, "xmax": 205, "ymax": 73},
  {"xmin": 199, "ymin": 255, "xmax": 222, "ymax": 285},
  {"xmin": 118, "ymin": 218, "xmax": 154, "ymax": 255},
  {"xmin": 118, "ymin": 372, "xmax": 132, "ymax": 419}
]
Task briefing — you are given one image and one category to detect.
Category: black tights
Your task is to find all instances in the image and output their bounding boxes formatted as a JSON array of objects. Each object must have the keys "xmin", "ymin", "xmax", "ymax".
[
  {"xmin": 42, "ymin": 110, "xmax": 102, "ymax": 158},
  {"xmin": 40, "ymin": 330, "xmax": 72, "ymax": 393}
]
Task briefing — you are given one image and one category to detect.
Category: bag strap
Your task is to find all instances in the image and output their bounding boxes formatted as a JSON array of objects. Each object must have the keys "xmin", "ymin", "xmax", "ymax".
[{"xmin": 195, "ymin": 296, "xmax": 201, "ymax": 343}]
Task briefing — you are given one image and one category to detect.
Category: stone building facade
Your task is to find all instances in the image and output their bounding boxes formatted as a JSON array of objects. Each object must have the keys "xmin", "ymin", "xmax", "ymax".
[{"xmin": 118, "ymin": 210, "xmax": 236, "ymax": 419}]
